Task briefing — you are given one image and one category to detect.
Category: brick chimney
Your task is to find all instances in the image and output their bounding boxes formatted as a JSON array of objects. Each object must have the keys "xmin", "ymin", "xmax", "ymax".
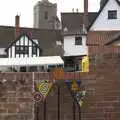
[
  {"xmin": 83, "ymin": 0, "xmax": 88, "ymax": 29},
  {"xmin": 15, "ymin": 15, "xmax": 20, "ymax": 38}
]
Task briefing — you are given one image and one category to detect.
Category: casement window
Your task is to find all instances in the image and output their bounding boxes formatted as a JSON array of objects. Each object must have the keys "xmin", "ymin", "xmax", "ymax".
[
  {"xmin": 75, "ymin": 37, "xmax": 82, "ymax": 45},
  {"xmin": 15, "ymin": 46, "xmax": 28, "ymax": 54},
  {"xmin": 108, "ymin": 10, "xmax": 117, "ymax": 19}
]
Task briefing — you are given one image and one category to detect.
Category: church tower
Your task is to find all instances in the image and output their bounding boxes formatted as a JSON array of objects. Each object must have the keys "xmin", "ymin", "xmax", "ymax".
[{"xmin": 34, "ymin": 0, "xmax": 60, "ymax": 29}]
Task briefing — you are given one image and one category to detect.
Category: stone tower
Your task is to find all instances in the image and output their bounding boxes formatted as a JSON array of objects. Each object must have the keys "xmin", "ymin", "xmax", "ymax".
[{"xmin": 34, "ymin": 0, "xmax": 60, "ymax": 29}]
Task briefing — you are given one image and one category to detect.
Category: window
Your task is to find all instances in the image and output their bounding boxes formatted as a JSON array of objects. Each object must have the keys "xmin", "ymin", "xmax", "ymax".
[
  {"xmin": 44, "ymin": 11, "xmax": 48, "ymax": 20},
  {"xmin": 15, "ymin": 46, "xmax": 28, "ymax": 54},
  {"xmin": 16, "ymin": 46, "xmax": 19, "ymax": 51},
  {"xmin": 20, "ymin": 46, "xmax": 24, "ymax": 51},
  {"xmin": 75, "ymin": 37, "xmax": 82, "ymax": 45},
  {"xmin": 24, "ymin": 46, "xmax": 28, "ymax": 51},
  {"xmin": 32, "ymin": 46, "xmax": 37, "ymax": 54},
  {"xmin": 108, "ymin": 10, "xmax": 117, "ymax": 19}
]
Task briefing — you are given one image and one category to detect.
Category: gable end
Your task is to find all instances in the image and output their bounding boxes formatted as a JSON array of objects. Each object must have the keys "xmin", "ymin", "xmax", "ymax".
[{"xmin": 88, "ymin": 0, "xmax": 120, "ymax": 31}]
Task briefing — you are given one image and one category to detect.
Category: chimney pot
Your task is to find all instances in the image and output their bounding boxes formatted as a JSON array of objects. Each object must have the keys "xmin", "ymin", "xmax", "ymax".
[{"xmin": 15, "ymin": 15, "xmax": 19, "ymax": 27}]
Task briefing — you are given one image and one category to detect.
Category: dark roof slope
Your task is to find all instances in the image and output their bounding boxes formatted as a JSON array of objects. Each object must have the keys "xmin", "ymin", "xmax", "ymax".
[
  {"xmin": 87, "ymin": 31, "xmax": 120, "ymax": 46},
  {"xmin": 61, "ymin": 12, "xmax": 97, "ymax": 34},
  {"xmin": 88, "ymin": 0, "xmax": 120, "ymax": 30},
  {"xmin": 20, "ymin": 27, "xmax": 64, "ymax": 56},
  {"xmin": 0, "ymin": 26, "xmax": 15, "ymax": 48},
  {"xmin": 100, "ymin": 0, "xmax": 108, "ymax": 8},
  {"xmin": 0, "ymin": 26, "xmax": 64, "ymax": 56},
  {"xmin": 105, "ymin": 33, "xmax": 120, "ymax": 45}
]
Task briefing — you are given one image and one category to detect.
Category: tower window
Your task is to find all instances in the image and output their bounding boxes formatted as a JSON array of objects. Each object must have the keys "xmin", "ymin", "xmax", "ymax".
[
  {"xmin": 44, "ymin": 11, "xmax": 48, "ymax": 20},
  {"xmin": 108, "ymin": 10, "xmax": 117, "ymax": 19}
]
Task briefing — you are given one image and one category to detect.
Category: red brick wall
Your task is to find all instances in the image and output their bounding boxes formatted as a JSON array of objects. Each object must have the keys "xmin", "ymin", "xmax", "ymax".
[
  {"xmin": 82, "ymin": 46, "xmax": 120, "ymax": 120},
  {"xmin": 0, "ymin": 73, "xmax": 34, "ymax": 120},
  {"xmin": 0, "ymin": 46, "xmax": 120, "ymax": 120}
]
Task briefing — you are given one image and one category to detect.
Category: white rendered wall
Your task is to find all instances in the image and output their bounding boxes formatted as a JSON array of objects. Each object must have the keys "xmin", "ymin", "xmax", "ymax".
[
  {"xmin": 90, "ymin": 0, "xmax": 120, "ymax": 31},
  {"xmin": 63, "ymin": 35, "xmax": 88, "ymax": 56}
]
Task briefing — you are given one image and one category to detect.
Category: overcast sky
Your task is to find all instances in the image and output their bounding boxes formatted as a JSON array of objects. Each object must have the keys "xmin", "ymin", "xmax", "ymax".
[{"xmin": 0, "ymin": 0, "xmax": 100, "ymax": 27}]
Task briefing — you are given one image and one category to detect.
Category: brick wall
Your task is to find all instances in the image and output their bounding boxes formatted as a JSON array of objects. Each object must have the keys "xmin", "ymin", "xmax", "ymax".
[
  {"xmin": 81, "ymin": 46, "xmax": 120, "ymax": 120},
  {"xmin": 0, "ymin": 73, "xmax": 34, "ymax": 120},
  {"xmin": 0, "ymin": 46, "xmax": 120, "ymax": 120}
]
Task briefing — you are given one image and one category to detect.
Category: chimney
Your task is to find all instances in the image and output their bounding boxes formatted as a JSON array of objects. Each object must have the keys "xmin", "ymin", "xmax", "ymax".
[
  {"xmin": 83, "ymin": 0, "xmax": 88, "ymax": 29},
  {"xmin": 15, "ymin": 15, "xmax": 20, "ymax": 38}
]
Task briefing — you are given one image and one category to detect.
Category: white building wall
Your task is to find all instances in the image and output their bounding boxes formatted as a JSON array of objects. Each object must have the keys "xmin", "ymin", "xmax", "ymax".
[
  {"xmin": 90, "ymin": 0, "xmax": 120, "ymax": 31},
  {"xmin": 37, "ymin": 49, "xmax": 39, "ymax": 57},
  {"xmin": 16, "ymin": 41, "xmax": 19, "ymax": 45},
  {"xmin": 12, "ymin": 46, "xmax": 15, "ymax": 58},
  {"xmin": 20, "ymin": 36, "xmax": 24, "ymax": 45},
  {"xmin": 29, "ymin": 47, "xmax": 32, "ymax": 57},
  {"xmin": 63, "ymin": 35, "xmax": 88, "ymax": 56},
  {"xmin": 16, "ymin": 54, "xmax": 19, "ymax": 58},
  {"xmin": 25, "ymin": 36, "xmax": 28, "ymax": 45}
]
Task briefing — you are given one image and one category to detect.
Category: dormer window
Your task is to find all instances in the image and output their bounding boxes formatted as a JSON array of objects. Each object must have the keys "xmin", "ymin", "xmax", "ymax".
[
  {"xmin": 75, "ymin": 37, "xmax": 82, "ymax": 45},
  {"xmin": 108, "ymin": 10, "xmax": 117, "ymax": 19}
]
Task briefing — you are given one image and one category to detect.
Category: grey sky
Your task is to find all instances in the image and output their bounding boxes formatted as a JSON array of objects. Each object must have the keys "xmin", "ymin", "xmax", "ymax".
[{"xmin": 0, "ymin": 0, "xmax": 100, "ymax": 27}]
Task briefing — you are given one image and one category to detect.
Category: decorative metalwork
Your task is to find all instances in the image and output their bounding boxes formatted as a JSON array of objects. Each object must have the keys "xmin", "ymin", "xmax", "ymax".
[
  {"xmin": 65, "ymin": 80, "xmax": 87, "ymax": 107},
  {"xmin": 35, "ymin": 79, "xmax": 53, "ymax": 101}
]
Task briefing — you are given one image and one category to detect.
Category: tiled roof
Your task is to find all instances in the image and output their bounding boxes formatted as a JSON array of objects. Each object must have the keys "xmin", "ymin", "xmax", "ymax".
[
  {"xmin": 61, "ymin": 12, "xmax": 97, "ymax": 34},
  {"xmin": 87, "ymin": 31, "xmax": 120, "ymax": 46},
  {"xmin": 0, "ymin": 26, "xmax": 64, "ymax": 56}
]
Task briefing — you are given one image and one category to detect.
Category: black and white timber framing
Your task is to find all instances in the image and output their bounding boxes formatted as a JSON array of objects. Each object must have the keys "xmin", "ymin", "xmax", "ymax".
[{"xmin": 6, "ymin": 33, "xmax": 41, "ymax": 58}]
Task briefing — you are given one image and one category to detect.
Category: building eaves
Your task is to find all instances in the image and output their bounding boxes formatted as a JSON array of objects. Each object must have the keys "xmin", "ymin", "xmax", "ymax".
[{"xmin": 104, "ymin": 33, "xmax": 120, "ymax": 45}]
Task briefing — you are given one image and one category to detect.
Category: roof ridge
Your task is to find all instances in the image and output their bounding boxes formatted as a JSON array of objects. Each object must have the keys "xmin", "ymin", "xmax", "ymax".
[
  {"xmin": 0, "ymin": 25, "xmax": 61, "ymax": 32},
  {"xmin": 61, "ymin": 12, "xmax": 97, "ymax": 14}
]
